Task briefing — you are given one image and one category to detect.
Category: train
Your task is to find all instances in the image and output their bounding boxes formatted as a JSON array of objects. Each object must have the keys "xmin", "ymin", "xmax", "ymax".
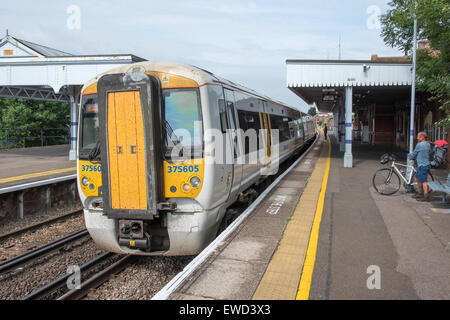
[{"xmin": 77, "ymin": 61, "xmax": 316, "ymax": 256}]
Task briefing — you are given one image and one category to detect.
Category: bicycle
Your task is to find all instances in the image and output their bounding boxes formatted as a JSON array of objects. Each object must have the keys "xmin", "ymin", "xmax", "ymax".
[{"xmin": 372, "ymin": 153, "xmax": 434, "ymax": 195}]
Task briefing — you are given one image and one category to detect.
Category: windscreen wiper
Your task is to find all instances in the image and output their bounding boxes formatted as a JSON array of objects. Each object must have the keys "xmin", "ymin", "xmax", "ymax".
[
  {"xmin": 88, "ymin": 141, "xmax": 101, "ymax": 163},
  {"xmin": 165, "ymin": 121, "xmax": 186, "ymax": 158},
  {"xmin": 165, "ymin": 121, "xmax": 181, "ymax": 146}
]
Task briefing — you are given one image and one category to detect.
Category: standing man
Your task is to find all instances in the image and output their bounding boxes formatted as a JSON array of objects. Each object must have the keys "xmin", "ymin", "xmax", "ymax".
[
  {"xmin": 409, "ymin": 132, "xmax": 431, "ymax": 201},
  {"xmin": 324, "ymin": 124, "xmax": 328, "ymax": 140}
]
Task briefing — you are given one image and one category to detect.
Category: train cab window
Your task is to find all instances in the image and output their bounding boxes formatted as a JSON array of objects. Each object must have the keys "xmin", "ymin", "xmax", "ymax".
[
  {"xmin": 162, "ymin": 88, "xmax": 203, "ymax": 158},
  {"xmin": 79, "ymin": 95, "xmax": 99, "ymax": 159},
  {"xmin": 163, "ymin": 88, "xmax": 202, "ymax": 157}
]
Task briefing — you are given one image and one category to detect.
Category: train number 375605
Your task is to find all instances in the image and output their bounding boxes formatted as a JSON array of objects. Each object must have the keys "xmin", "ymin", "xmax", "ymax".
[{"xmin": 167, "ymin": 165, "xmax": 199, "ymax": 174}]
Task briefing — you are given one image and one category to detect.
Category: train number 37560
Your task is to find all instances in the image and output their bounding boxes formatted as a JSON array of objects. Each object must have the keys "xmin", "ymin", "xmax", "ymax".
[
  {"xmin": 167, "ymin": 165, "xmax": 199, "ymax": 174},
  {"xmin": 81, "ymin": 165, "xmax": 102, "ymax": 172}
]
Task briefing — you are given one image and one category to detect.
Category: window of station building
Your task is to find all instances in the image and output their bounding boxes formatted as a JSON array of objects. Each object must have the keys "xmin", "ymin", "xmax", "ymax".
[{"xmin": 237, "ymin": 110, "xmax": 261, "ymax": 154}]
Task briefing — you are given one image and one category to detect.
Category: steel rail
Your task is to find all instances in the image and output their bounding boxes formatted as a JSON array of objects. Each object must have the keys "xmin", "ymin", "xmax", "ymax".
[
  {"xmin": 0, "ymin": 229, "xmax": 89, "ymax": 274},
  {"xmin": 21, "ymin": 252, "xmax": 114, "ymax": 300},
  {"xmin": 58, "ymin": 254, "xmax": 134, "ymax": 300},
  {"xmin": 0, "ymin": 209, "xmax": 83, "ymax": 242}
]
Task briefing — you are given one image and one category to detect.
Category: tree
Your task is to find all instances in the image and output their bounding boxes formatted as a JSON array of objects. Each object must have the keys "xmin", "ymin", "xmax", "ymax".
[
  {"xmin": 0, "ymin": 98, "xmax": 70, "ymax": 148},
  {"xmin": 380, "ymin": 0, "xmax": 450, "ymax": 128},
  {"xmin": 308, "ymin": 106, "xmax": 317, "ymax": 117}
]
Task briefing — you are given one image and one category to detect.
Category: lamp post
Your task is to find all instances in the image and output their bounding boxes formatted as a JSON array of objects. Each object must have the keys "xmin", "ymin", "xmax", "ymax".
[{"xmin": 406, "ymin": 7, "xmax": 418, "ymax": 194}]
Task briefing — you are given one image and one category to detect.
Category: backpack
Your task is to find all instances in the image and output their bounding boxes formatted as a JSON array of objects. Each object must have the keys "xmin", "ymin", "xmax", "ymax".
[{"xmin": 430, "ymin": 140, "xmax": 448, "ymax": 168}]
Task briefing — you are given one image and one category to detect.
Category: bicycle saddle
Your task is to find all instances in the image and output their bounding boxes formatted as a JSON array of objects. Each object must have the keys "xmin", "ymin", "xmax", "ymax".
[{"xmin": 380, "ymin": 153, "xmax": 396, "ymax": 164}]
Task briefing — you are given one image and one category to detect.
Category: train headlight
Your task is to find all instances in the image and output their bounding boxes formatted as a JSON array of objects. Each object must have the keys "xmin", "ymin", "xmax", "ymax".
[
  {"xmin": 182, "ymin": 184, "xmax": 191, "ymax": 192},
  {"xmin": 190, "ymin": 176, "xmax": 201, "ymax": 188},
  {"xmin": 82, "ymin": 177, "xmax": 90, "ymax": 187}
]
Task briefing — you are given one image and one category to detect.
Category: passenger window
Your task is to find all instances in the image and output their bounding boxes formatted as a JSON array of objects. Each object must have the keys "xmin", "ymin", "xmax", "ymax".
[
  {"xmin": 218, "ymin": 99, "xmax": 228, "ymax": 133},
  {"xmin": 270, "ymin": 115, "xmax": 291, "ymax": 142},
  {"xmin": 224, "ymin": 90, "xmax": 238, "ymax": 131},
  {"xmin": 224, "ymin": 89, "xmax": 240, "ymax": 158},
  {"xmin": 238, "ymin": 110, "xmax": 261, "ymax": 154}
]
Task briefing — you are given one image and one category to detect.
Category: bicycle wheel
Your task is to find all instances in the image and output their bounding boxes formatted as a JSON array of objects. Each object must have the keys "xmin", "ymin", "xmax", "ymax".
[{"xmin": 373, "ymin": 168, "xmax": 401, "ymax": 195}]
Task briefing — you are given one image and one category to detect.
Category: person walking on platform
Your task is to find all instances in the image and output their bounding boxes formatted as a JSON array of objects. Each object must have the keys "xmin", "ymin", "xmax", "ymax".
[
  {"xmin": 323, "ymin": 124, "xmax": 328, "ymax": 140},
  {"xmin": 409, "ymin": 132, "xmax": 431, "ymax": 202}
]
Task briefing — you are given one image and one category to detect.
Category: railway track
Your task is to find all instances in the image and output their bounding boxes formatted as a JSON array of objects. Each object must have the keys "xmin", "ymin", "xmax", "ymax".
[
  {"xmin": 21, "ymin": 252, "xmax": 126, "ymax": 300},
  {"xmin": 0, "ymin": 229, "xmax": 89, "ymax": 274},
  {"xmin": 57, "ymin": 254, "xmax": 133, "ymax": 300},
  {"xmin": 0, "ymin": 209, "xmax": 83, "ymax": 242}
]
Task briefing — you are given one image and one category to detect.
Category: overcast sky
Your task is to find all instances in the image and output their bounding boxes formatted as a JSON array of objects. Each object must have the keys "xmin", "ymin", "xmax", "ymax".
[{"xmin": 0, "ymin": 0, "xmax": 403, "ymax": 112}]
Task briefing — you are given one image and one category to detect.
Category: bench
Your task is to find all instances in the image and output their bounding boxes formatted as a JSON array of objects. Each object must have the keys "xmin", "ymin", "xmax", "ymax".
[{"xmin": 428, "ymin": 173, "xmax": 450, "ymax": 203}]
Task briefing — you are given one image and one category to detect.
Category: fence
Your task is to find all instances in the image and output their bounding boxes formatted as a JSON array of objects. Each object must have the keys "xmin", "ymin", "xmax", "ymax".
[
  {"xmin": 424, "ymin": 124, "xmax": 448, "ymax": 143},
  {"xmin": 0, "ymin": 128, "xmax": 70, "ymax": 150}
]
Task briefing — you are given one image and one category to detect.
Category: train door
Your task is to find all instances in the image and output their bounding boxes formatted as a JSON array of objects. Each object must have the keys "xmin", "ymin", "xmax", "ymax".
[
  {"xmin": 97, "ymin": 72, "xmax": 163, "ymax": 219},
  {"xmin": 224, "ymin": 89, "xmax": 243, "ymax": 200}
]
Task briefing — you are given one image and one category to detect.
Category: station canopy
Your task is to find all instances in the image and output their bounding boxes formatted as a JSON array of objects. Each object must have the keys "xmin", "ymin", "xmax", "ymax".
[
  {"xmin": 286, "ymin": 59, "xmax": 413, "ymax": 113},
  {"xmin": 0, "ymin": 33, "xmax": 146, "ymax": 101}
]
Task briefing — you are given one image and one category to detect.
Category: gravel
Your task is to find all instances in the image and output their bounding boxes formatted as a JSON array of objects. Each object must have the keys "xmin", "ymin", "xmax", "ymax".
[
  {"xmin": 84, "ymin": 255, "xmax": 193, "ymax": 300},
  {"xmin": 0, "ymin": 213, "xmax": 85, "ymax": 261},
  {"xmin": 0, "ymin": 205, "xmax": 82, "ymax": 237},
  {"xmin": 0, "ymin": 236, "xmax": 107, "ymax": 300}
]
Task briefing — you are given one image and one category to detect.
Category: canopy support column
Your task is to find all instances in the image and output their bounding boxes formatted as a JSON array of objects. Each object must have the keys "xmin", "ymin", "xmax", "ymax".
[
  {"xmin": 339, "ymin": 104, "xmax": 345, "ymax": 152},
  {"xmin": 344, "ymin": 86, "xmax": 353, "ymax": 168},
  {"xmin": 68, "ymin": 86, "xmax": 81, "ymax": 161}
]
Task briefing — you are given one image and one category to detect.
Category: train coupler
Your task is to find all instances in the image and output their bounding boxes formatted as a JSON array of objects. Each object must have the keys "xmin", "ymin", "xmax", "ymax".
[{"xmin": 118, "ymin": 220, "xmax": 151, "ymax": 250}]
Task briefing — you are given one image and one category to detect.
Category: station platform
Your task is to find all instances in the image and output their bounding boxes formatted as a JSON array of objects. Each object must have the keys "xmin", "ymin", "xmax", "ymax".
[
  {"xmin": 169, "ymin": 134, "xmax": 450, "ymax": 300},
  {"xmin": 0, "ymin": 145, "xmax": 76, "ymax": 190}
]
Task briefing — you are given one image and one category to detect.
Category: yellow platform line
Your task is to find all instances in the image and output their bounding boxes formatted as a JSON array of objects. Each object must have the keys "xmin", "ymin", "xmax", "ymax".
[
  {"xmin": 0, "ymin": 167, "xmax": 77, "ymax": 184},
  {"xmin": 252, "ymin": 138, "xmax": 331, "ymax": 300},
  {"xmin": 296, "ymin": 139, "xmax": 331, "ymax": 300}
]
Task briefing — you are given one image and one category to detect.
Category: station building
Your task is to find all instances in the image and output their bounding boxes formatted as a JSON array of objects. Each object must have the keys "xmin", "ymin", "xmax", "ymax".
[{"xmin": 286, "ymin": 51, "xmax": 449, "ymax": 168}]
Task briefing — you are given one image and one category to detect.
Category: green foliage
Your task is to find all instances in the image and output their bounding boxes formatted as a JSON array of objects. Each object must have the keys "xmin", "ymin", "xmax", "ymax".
[
  {"xmin": 0, "ymin": 98, "xmax": 70, "ymax": 148},
  {"xmin": 380, "ymin": 0, "xmax": 450, "ymax": 128},
  {"xmin": 308, "ymin": 106, "xmax": 317, "ymax": 117}
]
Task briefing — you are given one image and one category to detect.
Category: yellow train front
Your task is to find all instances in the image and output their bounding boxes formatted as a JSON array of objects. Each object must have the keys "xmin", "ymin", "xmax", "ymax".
[{"xmin": 77, "ymin": 62, "xmax": 316, "ymax": 256}]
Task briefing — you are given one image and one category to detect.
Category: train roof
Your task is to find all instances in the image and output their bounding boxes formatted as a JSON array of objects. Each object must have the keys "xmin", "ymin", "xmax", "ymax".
[{"xmin": 82, "ymin": 61, "xmax": 304, "ymax": 115}]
